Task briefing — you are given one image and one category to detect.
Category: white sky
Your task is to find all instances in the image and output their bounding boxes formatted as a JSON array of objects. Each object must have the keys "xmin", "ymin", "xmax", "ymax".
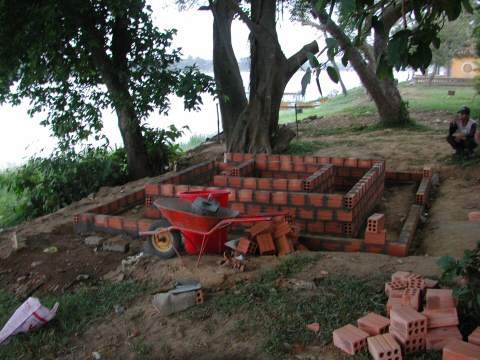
[{"xmin": 0, "ymin": 3, "xmax": 325, "ymax": 168}]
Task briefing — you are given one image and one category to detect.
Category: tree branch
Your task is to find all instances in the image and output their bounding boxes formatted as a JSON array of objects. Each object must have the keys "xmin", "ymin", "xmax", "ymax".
[{"xmin": 286, "ymin": 40, "xmax": 319, "ymax": 78}]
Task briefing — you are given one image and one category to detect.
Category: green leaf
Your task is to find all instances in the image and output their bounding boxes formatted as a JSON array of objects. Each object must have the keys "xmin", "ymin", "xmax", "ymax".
[
  {"xmin": 315, "ymin": 0, "xmax": 330, "ymax": 13},
  {"xmin": 437, "ymin": 256, "xmax": 457, "ymax": 271},
  {"xmin": 325, "ymin": 37, "xmax": 338, "ymax": 49},
  {"xmin": 340, "ymin": 0, "xmax": 355, "ymax": 13},
  {"xmin": 326, "ymin": 66, "xmax": 339, "ymax": 83},
  {"xmin": 341, "ymin": 48, "xmax": 350, "ymax": 67},
  {"xmin": 307, "ymin": 52, "xmax": 320, "ymax": 68},
  {"xmin": 301, "ymin": 68, "xmax": 312, "ymax": 97}
]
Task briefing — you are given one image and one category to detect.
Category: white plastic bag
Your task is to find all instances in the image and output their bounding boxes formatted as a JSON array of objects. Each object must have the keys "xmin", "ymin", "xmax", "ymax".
[{"xmin": 0, "ymin": 297, "xmax": 59, "ymax": 345}]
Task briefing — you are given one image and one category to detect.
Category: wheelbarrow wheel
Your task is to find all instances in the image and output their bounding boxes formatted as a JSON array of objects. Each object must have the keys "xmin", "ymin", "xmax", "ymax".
[{"xmin": 146, "ymin": 220, "xmax": 182, "ymax": 259}]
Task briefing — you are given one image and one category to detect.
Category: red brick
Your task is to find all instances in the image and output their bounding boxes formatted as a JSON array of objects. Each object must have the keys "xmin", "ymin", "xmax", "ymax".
[
  {"xmin": 94, "ymin": 215, "xmax": 109, "ymax": 228},
  {"xmin": 343, "ymin": 241, "xmax": 362, "ymax": 253},
  {"xmin": 306, "ymin": 222, "xmax": 325, "ymax": 233},
  {"xmin": 388, "ymin": 289, "xmax": 405, "ymax": 299},
  {"xmin": 333, "ymin": 324, "xmax": 369, "ymax": 355},
  {"xmin": 107, "ymin": 216, "xmax": 124, "ymax": 230},
  {"xmin": 138, "ymin": 219, "xmax": 154, "ymax": 232},
  {"xmin": 325, "ymin": 222, "xmax": 342, "ymax": 234},
  {"xmin": 274, "ymin": 235, "xmax": 294, "ymax": 256},
  {"xmin": 367, "ymin": 333, "xmax": 401, "ymax": 360},
  {"xmin": 246, "ymin": 204, "xmax": 261, "ymax": 214},
  {"xmin": 232, "ymin": 153, "xmax": 245, "ymax": 162},
  {"xmin": 326, "ymin": 194, "xmax": 343, "ymax": 208},
  {"xmin": 317, "ymin": 209, "xmax": 333, "ymax": 221},
  {"xmin": 289, "ymin": 193, "xmax": 306, "ymax": 206},
  {"xmin": 386, "ymin": 298, "xmax": 403, "ymax": 317},
  {"xmin": 145, "ymin": 206, "xmax": 161, "ymax": 219},
  {"xmin": 344, "ymin": 158, "xmax": 358, "ymax": 167},
  {"xmin": 272, "ymin": 192, "xmax": 288, "ymax": 205},
  {"xmin": 331, "ymin": 157, "xmax": 345, "ymax": 167},
  {"xmin": 389, "ymin": 329, "xmax": 426, "ymax": 355},
  {"xmin": 273, "ymin": 222, "xmax": 291, "ymax": 239},
  {"xmin": 230, "ymin": 203, "xmax": 245, "ymax": 214},
  {"xmin": 357, "ymin": 313, "xmax": 390, "ymax": 335},
  {"xmin": 390, "ymin": 306, "xmax": 427, "ymax": 338},
  {"xmin": 298, "ymin": 208, "xmax": 315, "ymax": 220},
  {"xmin": 236, "ymin": 238, "xmax": 258, "ymax": 255},
  {"xmin": 365, "ymin": 229, "xmax": 387, "ymax": 245},
  {"xmin": 402, "ymin": 288, "xmax": 421, "ymax": 310},
  {"xmin": 308, "ymin": 194, "xmax": 325, "ymax": 206},
  {"xmin": 425, "ymin": 289, "xmax": 457, "ymax": 310},
  {"xmin": 246, "ymin": 221, "xmax": 272, "ymax": 237},
  {"xmin": 213, "ymin": 176, "xmax": 228, "ymax": 187},
  {"xmin": 256, "ymin": 233, "xmax": 275, "ymax": 255},
  {"xmin": 423, "ymin": 166, "xmax": 432, "ymax": 178},
  {"xmin": 358, "ymin": 159, "xmax": 373, "ymax": 168},
  {"xmin": 287, "ymin": 179, "xmax": 303, "ymax": 192},
  {"xmin": 228, "ymin": 177, "xmax": 243, "ymax": 187},
  {"xmin": 443, "ymin": 339, "xmax": 480, "ymax": 360},
  {"xmin": 123, "ymin": 219, "xmax": 139, "ymax": 232},
  {"xmin": 243, "ymin": 177, "xmax": 258, "ymax": 189},
  {"xmin": 391, "ymin": 271, "xmax": 411, "ymax": 284},
  {"xmin": 469, "ymin": 327, "xmax": 480, "ymax": 346},
  {"xmin": 267, "ymin": 161, "xmax": 280, "ymax": 171},
  {"xmin": 257, "ymin": 178, "xmax": 272, "ymax": 190},
  {"xmin": 145, "ymin": 182, "xmax": 160, "ymax": 195},
  {"xmin": 468, "ymin": 211, "xmax": 480, "ymax": 222},
  {"xmin": 424, "ymin": 278, "xmax": 439, "ymax": 288},
  {"xmin": 272, "ymin": 179, "xmax": 288, "ymax": 191},
  {"xmin": 386, "ymin": 244, "xmax": 407, "ymax": 257},
  {"xmin": 367, "ymin": 213, "xmax": 385, "ymax": 232},
  {"xmin": 317, "ymin": 156, "xmax": 331, "ymax": 164},
  {"xmin": 255, "ymin": 191, "xmax": 271, "ymax": 204},
  {"xmin": 336, "ymin": 210, "xmax": 353, "ymax": 222},
  {"xmin": 422, "ymin": 307, "xmax": 459, "ymax": 329},
  {"xmin": 280, "ymin": 161, "xmax": 293, "ymax": 172},
  {"xmin": 427, "ymin": 326, "xmax": 462, "ymax": 350},
  {"xmin": 304, "ymin": 156, "xmax": 317, "ymax": 163},
  {"xmin": 238, "ymin": 189, "xmax": 254, "ymax": 203}
]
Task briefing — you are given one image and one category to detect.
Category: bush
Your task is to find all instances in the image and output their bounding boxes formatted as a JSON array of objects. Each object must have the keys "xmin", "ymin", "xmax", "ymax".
[
  {"xmin": 438, "ymin": 241, "xmax": 480, "ymax": 332},
  {"xmin": 0, "ymin": 147, "xmax": 129, "ymax": 220}
]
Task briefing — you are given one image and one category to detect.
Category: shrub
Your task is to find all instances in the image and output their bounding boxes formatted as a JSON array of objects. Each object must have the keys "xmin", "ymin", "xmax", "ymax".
[
  {"xmin": 1, "ymin": 147, "xmax": 129, "ymax": 220},
  {"xmin": 438, "ymin": 241, "xmax": 480, "ymax": 331}
]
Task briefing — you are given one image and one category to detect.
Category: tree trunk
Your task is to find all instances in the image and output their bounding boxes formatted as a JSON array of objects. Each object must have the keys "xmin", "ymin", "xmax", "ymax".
[
  {"xmin": 428, "ymin": 64, "xmax": 438, "ymax": 86},
  {"xmin": 82, "ymin": 8, "xmax": 151, "ymax": 179},
  {"xmin": 214, "ymin": 0, "xmax": 318, "ymax": 153},
  {"xmin": 314, "ymin": 8, "xmax": 409, "ymax": 126},
  {"xmin": 211, "ymin": 0, "xmax": 247, "ymax": 148}
]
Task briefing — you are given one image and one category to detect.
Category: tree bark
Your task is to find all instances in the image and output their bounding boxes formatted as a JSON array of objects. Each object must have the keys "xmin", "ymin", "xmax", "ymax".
[
  {"xmin": 213, "ymin": 0, "xmax": 318, "ymax": 153},
  {"xmin": 428, "ymin": 63, "xmax": 438, "ymax": 85},
  {"xmin": 211, "ymin": 0, "xmax": 248, "ymax": 148},
  {"xmin": 314, "ymin": 7, "xmax": 409, "ymax": 126},
  {"xmin": 81, "ymin": 6, "xmax": 151, "ymax": 179}
]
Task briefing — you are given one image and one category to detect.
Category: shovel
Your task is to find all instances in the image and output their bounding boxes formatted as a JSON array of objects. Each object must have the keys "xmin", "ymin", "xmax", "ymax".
[{"xmin": 191, "ymin": 194, "xmax": 220, "ymax": 215}]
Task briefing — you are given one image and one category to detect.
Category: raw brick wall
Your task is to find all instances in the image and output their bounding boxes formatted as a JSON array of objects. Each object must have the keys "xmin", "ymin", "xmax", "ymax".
[{"xmin": 74, "ymin": 153, "xmax": 427, "ymax": 256}]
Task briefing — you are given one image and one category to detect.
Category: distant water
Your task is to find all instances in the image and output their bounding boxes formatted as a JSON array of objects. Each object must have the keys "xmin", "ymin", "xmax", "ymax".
[{"xmin": 0, "ymin": 69, "xmax": 408, "ymax": 168}]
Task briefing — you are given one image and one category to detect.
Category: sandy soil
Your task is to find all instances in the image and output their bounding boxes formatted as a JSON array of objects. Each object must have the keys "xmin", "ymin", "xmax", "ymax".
[{"xmin": 1, "ymin": 109, "xmax": 479, "ymax": 359}]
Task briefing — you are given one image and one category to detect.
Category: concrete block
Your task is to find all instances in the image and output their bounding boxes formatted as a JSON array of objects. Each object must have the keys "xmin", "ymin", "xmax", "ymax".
[
  {"xmin": 103, "ymin": 237, "xmax": 130, "ymax": 253},
  {"xmin": 85, "ymin": 236, "xmax": 104, "ymax": 247}
]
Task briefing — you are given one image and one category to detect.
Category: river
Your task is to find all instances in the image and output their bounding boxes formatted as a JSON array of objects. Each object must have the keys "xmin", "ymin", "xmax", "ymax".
[{"xmin": 0, "ymin": 69, "xmax": 408, "ymax": 168}]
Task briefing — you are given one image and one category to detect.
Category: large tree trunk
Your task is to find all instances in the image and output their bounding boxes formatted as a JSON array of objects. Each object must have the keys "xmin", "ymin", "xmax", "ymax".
[
  {"xmin": 211, "ymin": 0, "xmax": 247, "ymax": 147},
  {"xmin": 82, "ymin": 8, "xmax": 151, "ymax": 179},
  {"xmin": 214, "ymin": 0, "xmax": 318, "ymax": 153},
  {"xmin": 428, "ymin": 64, "xmax": 438, "ymax": 85},
  {"xmin": 314, "ymin": 7, "xmax": 409, "ymax": 126}
]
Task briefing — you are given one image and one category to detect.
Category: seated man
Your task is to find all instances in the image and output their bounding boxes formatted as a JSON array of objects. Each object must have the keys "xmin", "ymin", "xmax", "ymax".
[{"xmin": 446, "ymin": 106, "xmax": 477, "ymax": 156}]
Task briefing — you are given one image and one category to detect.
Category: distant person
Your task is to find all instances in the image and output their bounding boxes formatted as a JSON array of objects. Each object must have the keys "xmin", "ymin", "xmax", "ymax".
[{"xmin": 446, "ymin": 106, "xmax": 477, "ymax": 157}]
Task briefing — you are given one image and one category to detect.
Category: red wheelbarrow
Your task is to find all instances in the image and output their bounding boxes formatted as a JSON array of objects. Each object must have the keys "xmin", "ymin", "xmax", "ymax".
[{"xmin": 140, "ymin": 198, "xmax": 286, "ymax": 266}]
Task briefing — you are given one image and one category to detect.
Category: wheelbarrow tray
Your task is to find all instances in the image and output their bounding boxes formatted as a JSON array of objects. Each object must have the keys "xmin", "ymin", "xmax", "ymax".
[{"xmin": 153, "ymin": 198, "xmax": 240, "ymax": 233}]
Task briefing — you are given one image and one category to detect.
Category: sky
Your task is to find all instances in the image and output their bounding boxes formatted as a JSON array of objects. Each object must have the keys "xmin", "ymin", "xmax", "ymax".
[{"xmin": 0, "ymin": 2, "xmax": 326, "ymax": 168}]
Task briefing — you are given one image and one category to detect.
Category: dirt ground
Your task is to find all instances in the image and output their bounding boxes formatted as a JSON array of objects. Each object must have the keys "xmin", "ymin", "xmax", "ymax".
[{"xmin": 1, "ymin": 109, "xmax": 480, "ymax": 359}]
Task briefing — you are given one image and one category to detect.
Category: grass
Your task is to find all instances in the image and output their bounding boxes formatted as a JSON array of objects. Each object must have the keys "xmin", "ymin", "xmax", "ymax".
[
  {"xmin": 287, "ymin": 140, "xmax": 362, "ymax": 155},
  {"xmin": 183, "ymin": 253, "xmax": 442, "ymax": 358},
  {"xmin": 0, "ymin": 280, "xmax": 152, "ymax": 359},
  {"xmin": 179, "ymin": 134, "xmax": 213, "ymax": 152},
  {"xmin": 0, "ymin": 170, "xmax": 22, "ymax": 228},
  {"xmin": 279, "ymin": 83, "xmax": 478, "ymax": 125}
]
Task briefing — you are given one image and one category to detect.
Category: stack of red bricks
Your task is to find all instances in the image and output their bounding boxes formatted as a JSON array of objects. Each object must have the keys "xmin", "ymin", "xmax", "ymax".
[
  {"xmin": 333, "ymin": 271, "xmax": 480, "ymax": 359},
  {"xmin": 235, "ymin": 216, "xmax": 301, "ymax": 257},
  {"xmin": 365, "ymin": 213, "xmax": 387, "ymax": 245}
]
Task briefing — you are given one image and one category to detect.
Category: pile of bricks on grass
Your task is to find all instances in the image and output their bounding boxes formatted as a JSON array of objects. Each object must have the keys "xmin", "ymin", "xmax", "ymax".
[
  {"xmin": 333, "ymin": 271, "xmax": 480, "ymax": 359},
  {"xmin": 235, "ymin": 215, "xmax": 302, "ymax": 257}
]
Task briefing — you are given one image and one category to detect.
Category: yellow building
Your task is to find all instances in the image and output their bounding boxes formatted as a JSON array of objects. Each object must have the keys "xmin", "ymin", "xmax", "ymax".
[{"xmin": 449, "ymin": 57, "xmax": 478, "ymax": 79}]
